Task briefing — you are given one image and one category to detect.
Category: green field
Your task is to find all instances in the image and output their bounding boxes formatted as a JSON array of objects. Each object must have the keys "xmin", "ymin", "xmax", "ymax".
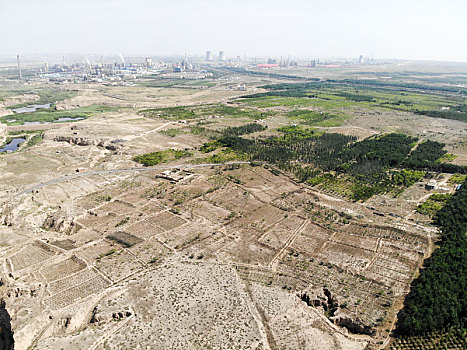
[
  {"xmin": 237, "ymin": 81, "xmax": 467, "ymax": 123},
  {"xmin": 7, "ymin": 88, "xmax": 78, "ymax": 109},
  {"xmin": 139, "ymin": 104, "xmax": 272, "ymax": 121},
  {"xmin": 1, "ymin": 105, "xmax": 119, "ymax": 125}
]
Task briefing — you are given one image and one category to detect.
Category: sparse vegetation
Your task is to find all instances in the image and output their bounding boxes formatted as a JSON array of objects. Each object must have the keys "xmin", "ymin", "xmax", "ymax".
[{"xmin": 133, "ymin": 149, "xmax": 193, "ymax": 166}]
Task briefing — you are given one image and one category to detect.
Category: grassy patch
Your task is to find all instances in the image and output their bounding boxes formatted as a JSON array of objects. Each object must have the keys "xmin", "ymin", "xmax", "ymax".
[
  {"xmin": 25, "ymin": 132, "xmax": 43, "ymax": 148},
  {"xmin": 8, "ymin": 130, "xmax": 41, "ymax": 135},
  {"xmin": 438, "ymin": 153, "xmax": 457, "ymax": 162},
  {"xmin": 159, "ymin": 128, "xmax": 187, "ymax": 137},
  {"xmin": 201, "ymin": 105, "xmax": 270, "ymax": 120},
  {"xmin": 416, "ymin": 193, "xmax": 452, "ymax": 216},
  {"xmin": 286, "ymin": 109, "xmax": 346, "ymax": 126},
  {"xmin": 139, "ymin": 106, "xmax": 197, "ymax": 120},
  {"xmin": 140, "ymin": 104, "xmax": 272, "ymax": 121},
  {"xmin": 133, "ymin": 149, "xmax": 193, "ymax": 166},
  {"xmin": 1, "ymin": 104, "xmax": 118, "ymax": 125},
  {"xmin": 449, "ymin": 173, "xmax": 467, "ymax": 184},
  {"xmin": 8, "ymin": 89, "xmax": 77, "ymax": 109}
]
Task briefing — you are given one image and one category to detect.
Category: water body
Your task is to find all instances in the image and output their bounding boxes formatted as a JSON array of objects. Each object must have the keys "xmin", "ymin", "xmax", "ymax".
[
  {"xmin": 56, "ymin": 117, "xmax": 85, "ymax": 122},
  {"xmin": 11, "ymin": 103, "xmax": 51, "ymax": 114},
  {"xmin": 0, "ymin": 137, "xmax": 26, "ymax": 153}
]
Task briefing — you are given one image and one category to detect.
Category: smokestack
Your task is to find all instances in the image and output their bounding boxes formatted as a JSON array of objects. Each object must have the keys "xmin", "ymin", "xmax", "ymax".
[{"xmin": 17, "ymin": 54, "xmax": 22, "ymax": 80}]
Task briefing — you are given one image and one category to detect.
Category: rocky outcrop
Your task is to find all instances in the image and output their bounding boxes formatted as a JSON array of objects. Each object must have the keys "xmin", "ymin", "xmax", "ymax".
[
  {"xmin": 89, "ymin": 304, "xmax": 132, "ymax": 324},
  {"xmin": 0, "ymin": 299, "xmax": 14, "ymax": 350},
  {"xmin": 42, "ymin": 211, "xmax": 82, "ymax": 235},
  {"xmin": 299, "ymin": 288, "xmax": 338, "ymax": 315},
  {"xmin": 331, "ymin": 313, "xmax": 375, "ymax": 336},
  {"xmin": 1, "ymin": 206, "xmax": 16, "ymax": 227},
  {"xmin": 51, "ymin": 136, "xmax": 123, "ymax": 151},
  {"xmin": 6, "ymin": 287, "xmax": 38, "ymax": 298},
  {"xmin": 89, "ymin": 306, "xmax": 101, "ymax": 324},
  {"xmin": 299, "ymin": 288, "xmax": 375, "ymax": 336}
]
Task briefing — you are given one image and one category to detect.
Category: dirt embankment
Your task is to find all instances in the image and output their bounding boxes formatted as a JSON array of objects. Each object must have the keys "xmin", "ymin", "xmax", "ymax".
[
  {"xmin": 50, "ymin": 135, "xmax": 123, "ymax": 151},
  {"xmin": 0, "ymin": 299, "xmax": 14, "ymax": 350}
]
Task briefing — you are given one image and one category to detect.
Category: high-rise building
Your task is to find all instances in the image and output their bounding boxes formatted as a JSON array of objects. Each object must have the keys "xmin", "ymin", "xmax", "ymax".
[
  {"xmin": 218, "ymin": 51, "xmax": 225, "ymax": 61},
  {"xmin": 145, "ymin": 58, "xmax": 153, "ymax": 67},
  {"xmin": 310, "ymin": 60, "xmax": 316, "ymax": 68},
  {"xmin": 206, "ymin": 51, "xmax": 213, "ymax": 61},
  {"xmin": 359, "ymin": 55, "xmax": 364, "ymax": 64}
]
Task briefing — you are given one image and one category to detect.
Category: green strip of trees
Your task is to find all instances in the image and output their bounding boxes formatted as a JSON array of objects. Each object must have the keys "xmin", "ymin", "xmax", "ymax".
[{"xmin": 396, "ymin": 179, "xmax": 467, "ymax": 334}]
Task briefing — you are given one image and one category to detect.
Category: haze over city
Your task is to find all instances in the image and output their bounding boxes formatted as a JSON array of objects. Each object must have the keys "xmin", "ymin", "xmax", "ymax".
[{"xmin": 1, "ymin": 0, "xmax": 467, "ymax": 62}]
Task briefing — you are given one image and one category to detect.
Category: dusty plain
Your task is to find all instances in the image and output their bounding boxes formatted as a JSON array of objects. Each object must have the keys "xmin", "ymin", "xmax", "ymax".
[{"xmin": 0, "ymin": 62, "xmax": 466, "ymax": 350}]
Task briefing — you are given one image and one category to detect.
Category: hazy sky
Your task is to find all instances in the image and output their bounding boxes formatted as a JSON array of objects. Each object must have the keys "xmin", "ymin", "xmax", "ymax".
[{"xmin": 1, "ymin": 0, "xmax": 466, "ymax": 62}]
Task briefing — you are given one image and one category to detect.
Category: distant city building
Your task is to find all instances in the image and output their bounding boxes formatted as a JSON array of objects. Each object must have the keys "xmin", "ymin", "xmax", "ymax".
[
  {"xmin": 310, "ymin": 60, "xmax": 316, "ymax": 68},
  {"xmin": 267, "ymin": 58, "xmax": 277, "ymax": 65},
  {"xmin": 180, "ymin": 57, "xmax": 191, "ymax": 71},
  {"xmin": 206, "ymin": 51, "xmax": 213, "ymax": 61},
  {"xmin": 145, "ymin": 58, "xmax": 153, "ymax": 67},
  {"xmin": 218, "ymin": 51, "xmax": 225, "ymax": 61},
  {"xmin": 359, "ymin": 55, "xmax": 364, "ymax": 64}
]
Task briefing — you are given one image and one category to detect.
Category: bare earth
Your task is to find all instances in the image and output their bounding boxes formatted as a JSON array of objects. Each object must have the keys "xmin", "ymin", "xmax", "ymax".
[{"xmin": 0, "ymin": 72, "xmax": 465, "ymax": 350}]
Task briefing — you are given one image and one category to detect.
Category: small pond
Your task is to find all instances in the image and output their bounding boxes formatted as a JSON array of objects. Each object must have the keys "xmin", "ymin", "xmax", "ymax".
[
  {"xmin": 0, "ymin": 137, "xmax": 26, "ymax": 153},
  {"xmin": 11, "ymin": 104, "xmax": 51, "ymax": 114}
]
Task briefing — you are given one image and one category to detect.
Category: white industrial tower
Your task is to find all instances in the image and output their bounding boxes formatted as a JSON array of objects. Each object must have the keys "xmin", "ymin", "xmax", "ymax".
[{"xmin": 17, "ymin": 54, "xmax": 22, "ymax": 80}]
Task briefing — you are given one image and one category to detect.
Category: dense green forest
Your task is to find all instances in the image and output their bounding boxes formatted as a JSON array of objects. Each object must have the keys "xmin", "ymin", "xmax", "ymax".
[
  {"xmin": 396, "ymin": 179, "xmax": 467, "ymax": 335},
  {"xmin": 217, "ymin": 128, "xmax": 461, "ymax": 200},
  {"xmin": 404, "ymin": 140, "xmax": 467, "ymax": 174},
  {"xmin": 221, "ymin": 123, "xmax": 267, "ymax": 137}
]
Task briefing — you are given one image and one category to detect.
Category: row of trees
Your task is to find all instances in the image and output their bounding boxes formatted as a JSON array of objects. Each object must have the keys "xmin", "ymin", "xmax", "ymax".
[
  {"xmin": 221, "ymin": 123, "xmax": 267, "ymax": 137},
  {"xmin": 396, "ymin": 178, "xmax": 467, "ymax": 334},
  {"xmin": 337, "ymin": 92, "xmax": 375, "ymax": 102},
  {"xmin": 415, "ymin": 109, "xmax": 467, "ymax": 123}
]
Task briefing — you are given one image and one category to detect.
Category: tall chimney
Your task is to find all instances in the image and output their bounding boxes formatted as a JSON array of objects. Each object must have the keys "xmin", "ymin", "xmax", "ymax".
[{"xmin": 17, "ymin": 54, "xmax": 22, "ymax": 80}]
